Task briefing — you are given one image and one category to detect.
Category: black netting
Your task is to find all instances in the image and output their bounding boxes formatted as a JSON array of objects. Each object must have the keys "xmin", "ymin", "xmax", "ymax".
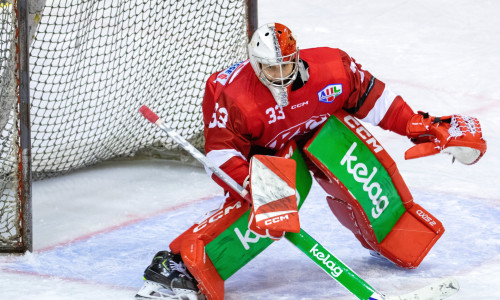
[
  {"xmin": 0, "ymin": 0, "xmax": 249, "ymax": 250},
  {"xmin": 30, "ymin": 0, "xmax": 248, "ymax": 177},
  {"xmin": 0, "ymin": 1, "xmax": 22, "ymax": 251}
]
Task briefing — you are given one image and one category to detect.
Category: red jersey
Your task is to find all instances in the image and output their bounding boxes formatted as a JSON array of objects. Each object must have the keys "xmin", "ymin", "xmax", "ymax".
[{"xmin": 202, "ymin": 47, "xmax": 414, "ymax": 192}]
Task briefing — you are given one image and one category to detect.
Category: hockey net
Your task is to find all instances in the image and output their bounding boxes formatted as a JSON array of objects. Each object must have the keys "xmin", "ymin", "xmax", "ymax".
[{"xmin": 0, "ymin": 0, "xmax": 253, "ymax": 252}]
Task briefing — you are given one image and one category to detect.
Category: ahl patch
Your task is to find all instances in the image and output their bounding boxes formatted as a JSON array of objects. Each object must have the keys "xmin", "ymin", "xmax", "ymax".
[{"xmin": 318, "ymin": 84, "xmax": 343, "ymax": 103}]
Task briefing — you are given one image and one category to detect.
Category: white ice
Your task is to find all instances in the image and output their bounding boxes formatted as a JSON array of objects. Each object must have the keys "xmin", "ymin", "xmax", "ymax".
[{"xmin": 1, "ymin": 0, "xmax": 499, "ymax": 299}]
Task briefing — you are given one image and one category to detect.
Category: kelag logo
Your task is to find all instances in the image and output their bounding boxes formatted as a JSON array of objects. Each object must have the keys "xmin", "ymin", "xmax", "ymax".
[
  {"xmin": 340, "ymin": 142, "xmax": 389, "ymax": 219},
  {"xmin": 318, "ymin": 84, "xmax": 342, "ymax": 103},
  {"xmin": 304, "ymin": 115, "xmax": 406, "ymax": 243},
  {"xmin": 309, "ymin": 243, "xmax": 343, "ymax": 277}
]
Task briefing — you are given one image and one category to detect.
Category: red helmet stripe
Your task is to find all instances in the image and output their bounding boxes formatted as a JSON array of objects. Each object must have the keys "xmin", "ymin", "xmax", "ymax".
[{"xmin": 273, "ymin": 23, "xmax": 297, "ymax": 57}]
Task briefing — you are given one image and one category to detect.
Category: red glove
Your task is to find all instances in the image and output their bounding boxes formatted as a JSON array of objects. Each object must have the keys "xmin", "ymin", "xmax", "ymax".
[
  {"xmin": 248, "ymin": 211, "xmax": 285, "ymax": 241},
  {"xmin": 405, "ymin": 112, "xmax": 487, "ymax": 164}
]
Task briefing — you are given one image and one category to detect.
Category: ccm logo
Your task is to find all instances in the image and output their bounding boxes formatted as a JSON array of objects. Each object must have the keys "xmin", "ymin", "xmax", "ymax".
[
  {"xmin": 193, "ymin": 201, "xmax": 242, "ymax": 233},
  {"xmin": 416, "ymin": 209, "xmax": 437, "ymax": 226},
  {"xmin": 344, "ymin": 115, "xmax": 384, "ymax": 153},
  {"xmin": 264, "ymin": 214, "xmax": 289, "ymax": 226},
  {"xmin": 291, "ymin": 101, "xmax": 308, "ymax": 110}
]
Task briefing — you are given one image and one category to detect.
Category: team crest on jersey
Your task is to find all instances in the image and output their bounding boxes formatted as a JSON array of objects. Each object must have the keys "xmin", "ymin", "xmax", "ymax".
[
  {"xmin": 318, "ymin": 84, "xmax": 343, "ymax": 103},
  {"xmin": 215, "ymin": 60, "xmax": 248, "ymax": 86}
]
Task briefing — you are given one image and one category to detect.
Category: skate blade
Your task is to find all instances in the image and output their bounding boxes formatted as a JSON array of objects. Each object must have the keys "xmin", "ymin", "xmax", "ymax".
[
  {"xmin": 135, "ymin": 280, "xmax": 204, "ymax": 300},
  {"xmin": 136, "ymin": 280, "xmax": 171, "ymax": 299}
]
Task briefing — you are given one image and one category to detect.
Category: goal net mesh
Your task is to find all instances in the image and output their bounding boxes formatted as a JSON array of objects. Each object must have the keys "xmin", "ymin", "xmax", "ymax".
[{"xmin": 0, "ymin": 0, "xmax": 250, "ymax": 251}]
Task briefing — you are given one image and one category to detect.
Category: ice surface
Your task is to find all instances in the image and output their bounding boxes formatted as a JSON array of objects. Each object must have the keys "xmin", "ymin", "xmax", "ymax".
[{"xmin": 1, "ymin": 0, "xmax": 499, "ymax": 299}]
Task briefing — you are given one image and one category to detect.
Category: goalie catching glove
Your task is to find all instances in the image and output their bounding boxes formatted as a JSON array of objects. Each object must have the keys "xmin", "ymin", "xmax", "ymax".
[{"xmin": 405, "ymin": 112, "xmax": 487, "ymax": 164}]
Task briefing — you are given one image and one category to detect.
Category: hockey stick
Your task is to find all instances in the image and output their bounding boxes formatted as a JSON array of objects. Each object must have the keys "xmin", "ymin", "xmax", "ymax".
[{"xmin": 138, "ymin": 105, "xmax": 459, "ymax": 300}]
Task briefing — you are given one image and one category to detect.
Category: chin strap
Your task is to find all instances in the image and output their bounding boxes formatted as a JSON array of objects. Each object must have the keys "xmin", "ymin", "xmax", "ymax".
[{"xmin": 405, "ymin": 112, "xmax": 487, "ymax": 164}]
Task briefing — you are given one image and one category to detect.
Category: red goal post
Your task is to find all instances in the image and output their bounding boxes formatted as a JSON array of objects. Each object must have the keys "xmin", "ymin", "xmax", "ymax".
[{"xmin": 0, "ymin": 0, "xmax": 258, "ymax": 253}]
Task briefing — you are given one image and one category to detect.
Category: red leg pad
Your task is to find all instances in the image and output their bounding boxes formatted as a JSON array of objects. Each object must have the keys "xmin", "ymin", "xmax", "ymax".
[
  {"xmin": 168, "ymin": 197, "xmax": 249, "ymax": 299},
  {"xmin": 379, "ymin": 203, "xmax": 444, "ymax": 268},
  {"xmin": 314, "ymin": 165, "xmax": 443, "ymax": 268},
  {"xmin": 170, "ymin": 197, "xmax": 250, "ymax": 253},
  {"xmin": 313, "ymin": 168, "xmax": 379, "ymax": 251},
  {"xmin": 303, "ymin": 111, "xmax": 443, "ymax": 268},
  {"xmin": 180, "ymin": 237, "xmax": 224, "ymax": 300},
  {"xmin": 326, "ymin": 196, "xmax": 374, "ymax": 251}
]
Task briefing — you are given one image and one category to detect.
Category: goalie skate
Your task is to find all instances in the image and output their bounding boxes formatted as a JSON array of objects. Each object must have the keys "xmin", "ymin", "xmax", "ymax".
[{"xmin": 135, "ymin": 251, "xmax": 205, "ymax": 300}]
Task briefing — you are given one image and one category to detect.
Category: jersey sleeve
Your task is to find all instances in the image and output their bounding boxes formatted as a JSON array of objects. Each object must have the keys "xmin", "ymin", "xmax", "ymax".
[
  {"xmin": 340, "ymin": 50, "xmax": 414, "ymax": 136},
  {"xmin": 202, "ymin": 74, "xmax": 251, "ymax": 196}
]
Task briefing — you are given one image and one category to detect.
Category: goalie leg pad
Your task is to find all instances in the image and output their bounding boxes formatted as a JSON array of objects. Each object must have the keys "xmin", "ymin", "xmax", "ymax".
[
  {"xmin": 379, "ymin": 203, "xmax": 444, "ymax": 268},
  {"xmin": 180, "ymin": 237, "xmax": 224, "ymax": 300},
  {"xmin": 304, "ymin": 111, "xmax": 444, "ymax": 268},
  {"xmin": 169, "ymin": 198, "xmax": 250, "ymax": 300},
  {"xmin": 167, "ymin": 140, "xmax": 314, "ymax": 297},
  {"xmin": 326, "ymin": 196, "xmax": 374, "ymax": 251}
]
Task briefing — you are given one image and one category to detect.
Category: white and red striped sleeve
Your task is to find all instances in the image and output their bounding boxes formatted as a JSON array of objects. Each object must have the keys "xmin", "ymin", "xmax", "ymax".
[
  {"xmin": 340, "ymin": 50, "xmax": 414, "ymax": 136},
  {"xmin": 202, "ymin": 73, "xmax": 251, "ymax": 194}
]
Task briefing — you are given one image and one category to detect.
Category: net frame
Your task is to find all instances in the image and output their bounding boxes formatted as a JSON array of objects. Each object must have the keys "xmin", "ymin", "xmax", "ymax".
[
  {"xmin": 0, "ymin": 0, "xmax": 258, "ymax": 253},
  {"xmin": 0, "ymin": 0, "xmax": 31, "ymax": 253}
]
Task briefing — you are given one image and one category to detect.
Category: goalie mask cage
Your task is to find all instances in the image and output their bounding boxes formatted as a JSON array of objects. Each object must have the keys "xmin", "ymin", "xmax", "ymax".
[{"xmin": 0, "ymin": 0, "xmax": 258, "ymax": 253}]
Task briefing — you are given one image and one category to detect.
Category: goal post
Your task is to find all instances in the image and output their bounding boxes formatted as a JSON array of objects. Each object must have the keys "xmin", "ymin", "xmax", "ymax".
[
  {"xmin": 18, "ymin": 0, "xmax": 32, "ymax": 254},
  {"xmin": 0, "ymin": 0, "xmax": 258, "ymax": 253},
  {"xmin": 0, "ymin": 0, "xmax": 33, "ymax": 253}
]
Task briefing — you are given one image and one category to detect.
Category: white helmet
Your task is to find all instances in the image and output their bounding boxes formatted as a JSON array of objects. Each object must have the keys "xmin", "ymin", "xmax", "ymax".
[{"xmin": 247, "ymin": 23, "xmax": 299, "ymax": 107}]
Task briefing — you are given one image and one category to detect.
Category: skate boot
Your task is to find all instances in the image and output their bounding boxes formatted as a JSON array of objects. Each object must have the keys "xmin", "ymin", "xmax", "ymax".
[{"xmin": 136, "ymin": 251, "xmax": 204, "ymax": 300}]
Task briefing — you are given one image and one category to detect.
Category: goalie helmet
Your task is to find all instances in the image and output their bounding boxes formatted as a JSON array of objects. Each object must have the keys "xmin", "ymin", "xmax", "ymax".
[{"xmin": 247, "ymin": 23, "xmax": 299, "ymax": 107}]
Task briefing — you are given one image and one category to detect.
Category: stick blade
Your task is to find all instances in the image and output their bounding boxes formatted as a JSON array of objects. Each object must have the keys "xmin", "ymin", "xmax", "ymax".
[
  {"xmin": 139, "ymin": 105, "xmax": 159, "ymax": 124},
  {"xmin": 386, "ymin": 277, "xmax": 460, "ymax": 300}
]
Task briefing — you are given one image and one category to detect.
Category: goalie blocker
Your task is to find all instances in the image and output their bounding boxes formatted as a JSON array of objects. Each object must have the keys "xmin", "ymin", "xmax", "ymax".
[{"xmin": 167, "ymin": 111, "xmax": 443, "ymax": 299}]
